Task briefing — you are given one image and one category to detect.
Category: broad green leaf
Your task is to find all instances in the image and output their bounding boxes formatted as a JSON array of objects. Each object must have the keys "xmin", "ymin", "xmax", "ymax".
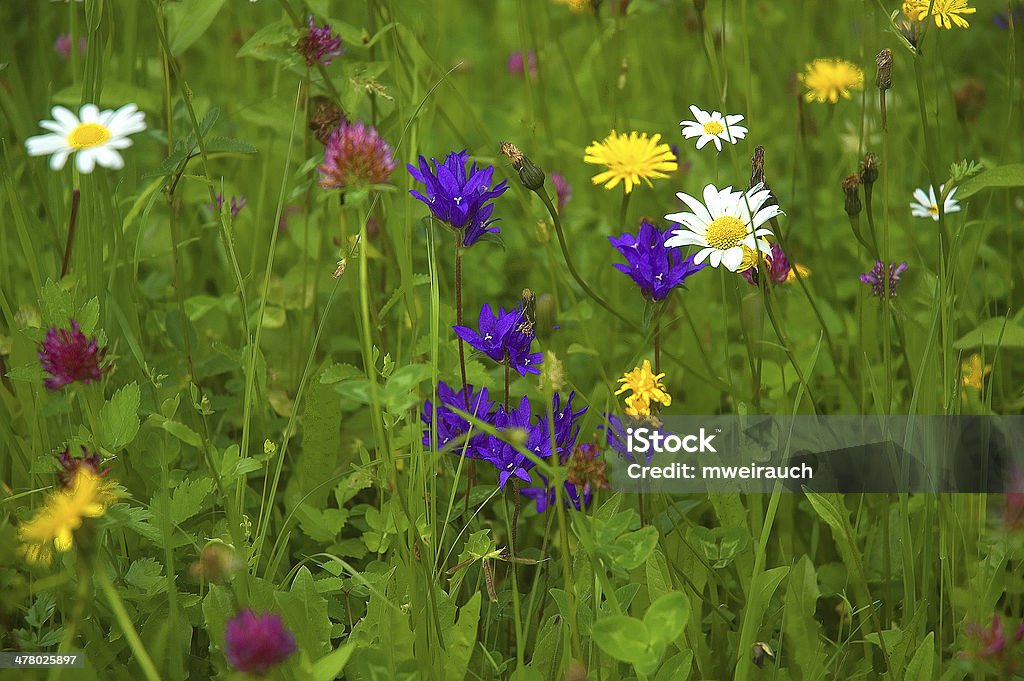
[
  {"xmin": 311, "ymin": 644, "xmax": 354, "ymax": 681},
  {"xmin": 275, "ymin": 567, "xmax": 332, "ymax": 657},
  {"xmin": 162, "ymin": 420, "xmax": 203, "ymax": 448},
  {"xmin": 169, "ymin": 476, "xmax": 214, "ymax": 525},
  {"xmin": 125, "ymin": 558, "xmax": 164, "ymax": 592},
  {"xmin": 903, "ymin": 632, "xmax": 935, "ymax": 681},
  {"xmin": 590, "ymin": 615, "xmax": 650, "ymax": 664},
  {"xmin": 445, "ymin": 592, "xmax": 481, "ymax": 681},
  {"xmin": 77, "ymin": 297, "xmax": 100, "ymax": 335},
  {"xmin": 608, "ymin": 525, "xmax": 659, "ymax": 571},
  {"xmin": 784, "ymin": 556, "xmax": 825, "ymax": 680},
  {"xmin": 956, "ymin": 164, "xmax": 1024, "ymax": 199},
  {"xmin": 320, "ymin": 363, "xmax": 363, "ymax": 384},
  {"xmin": 803, "ymin": 490, "xmax": 849, "ymax": 534},
  {"xmin": 100, "ymin": 382, "xmax": 141, "ymax": 451},
  {"xmin": 236, "ymin": 19, "xmax": 298, "ymax": 62},
  {"xmin": 643, "ymin": 591, "xmax": 690, "ymax": 647},
  {"xmin": 656, "ymin": 651, "xmax": 693, "ymax": 681},
  {"xmin": 954, "ymin": 317, "xmax": 1024, "ymax": 349},
  {"xmin": 205, "ymin": 136, "xmax": 258, "ymax": 154},
  {"xmin": 40, "ymin": 279, "xmax": 74, "ymax": 327},
  {"xmin": 165, "ymin": 0, "xmax": 227, "ymax": 55},
  {"xmin": 646, "ymin": 549, "xmax": 673, "ymax": 602}
]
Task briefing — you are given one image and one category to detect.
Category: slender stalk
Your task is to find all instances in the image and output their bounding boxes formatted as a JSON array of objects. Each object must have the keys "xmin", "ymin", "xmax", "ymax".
[
  {"xmin": 654, "ymin": 320, "xmax": 662, "ymax": 375},
  {"xmin": 59, "ymin": 189, "xmax": 81, "ymax": 279},
  {"xmin": 95, "ymin": 567, "xmax": 163, "ymax": 681},
  {"xmin": 617, "ymin": 190, "xmax": 631, "ymax": 228},
  {"xmin": 455, "ymin": 243, "xmax": 469, "ymax": 397}
]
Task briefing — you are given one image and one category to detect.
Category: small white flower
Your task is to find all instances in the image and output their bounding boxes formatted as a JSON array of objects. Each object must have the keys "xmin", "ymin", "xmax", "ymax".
[
  {"xmin": 910, "ymin": 184, "xmax": 961, "ymax": 221},
  {"xmin": 25, "ymin": 103, "xmax": 146, "ymax": 173},
  {"xmin": 664, "ymin": 183, "xmax": 781, "ymax": 271},
  {"xmin": 679, "ymin": 105, "xmax": 748, "ymax": 152}
]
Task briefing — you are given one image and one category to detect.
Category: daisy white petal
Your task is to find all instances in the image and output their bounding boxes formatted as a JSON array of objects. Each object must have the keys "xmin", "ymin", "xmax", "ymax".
[
  {"xmin": 24, "ymin": 102, "xmax": 146, "ymax": 174},
  {"xmin": 721, "ymin": 247, "xmax": 744, "ymax": 271}
]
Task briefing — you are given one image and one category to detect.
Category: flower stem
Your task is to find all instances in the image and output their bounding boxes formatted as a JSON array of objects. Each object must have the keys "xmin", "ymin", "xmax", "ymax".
[
  {"xmin": 59, "ymin": 189, "xmax": 81, "ymax": 279},
  {"xmin": 654, "ymin": 320, "xmax": 661, "ymax": 375},
  {"xmin": 455, "ymin": 243, "xmax": 469, "ymax": 398},
  {"xmin": 95, "ymin": 567, "xmax": 163, "ymax": 681},
  {"xmin": 617, "ymin": 190, "xmax": 631, "ymax": 228}
]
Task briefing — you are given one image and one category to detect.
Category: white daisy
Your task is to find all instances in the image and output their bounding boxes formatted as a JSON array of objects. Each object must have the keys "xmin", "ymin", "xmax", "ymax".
[
  {"xmin": 910, "ymin": 184, "xmax": 961, "ymax": 221},
  {"xmin": 664, "ymin": 182, "xmax": 781, "ymax": 271},
  {"xmin": 25, "ymin": 103, "xmax": 146, "ymax": 173},
  {"xmin": 679, "ymin": 105, "xmax": 748, "ymax": 152}
]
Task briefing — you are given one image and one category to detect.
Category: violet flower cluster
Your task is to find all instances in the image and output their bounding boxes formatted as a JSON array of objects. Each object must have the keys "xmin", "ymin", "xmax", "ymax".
[
  {"xmin": 453, "ymin": 304, "xmax": 543, "ymax": 376},
  {"xmin": 860, "ymin": 260, "xmax": 908, "ymax": 299},
  {"xmin": 421, "ymin": 384, "xmax": 586, "ymax": 488},
  {"xmin": 223, "ymin": 609, "xmax": 296, "ymax": 676},
  {"xmin": 296, "ymin": 16, "xmax": 343, "ymax": 66},
  {"xmin": 408, "ymin": 150, "xmax": 509, "ymax": 247},
  {"xmin": 609, "ymin": 220, "xmax": 707, "ymax": 301},
  {"xmin": 318, "ymin": 120, "xmax": 396, "ymax": 188}
]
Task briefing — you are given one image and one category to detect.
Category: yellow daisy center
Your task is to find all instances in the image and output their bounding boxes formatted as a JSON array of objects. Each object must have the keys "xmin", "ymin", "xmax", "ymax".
[
  {"xmin": 928, "ymin": 204, "xmax": 939, "ymax": 216},
  {"xmin": 703, "ymin": 121, "xmax": 724, "ymax": 136},
  {"xmin": 705, "ymin": 216, "xmax": 748, "ymax": 251},
  {"xmin": 68, "ymin": 122, "xmax": 111, "ymax": 150}
]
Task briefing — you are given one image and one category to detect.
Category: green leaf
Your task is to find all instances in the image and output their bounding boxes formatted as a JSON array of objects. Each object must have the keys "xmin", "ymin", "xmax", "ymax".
[
  {"xmin": 643, "ymin": 591, "xmax": 690, "ymax": 647},
  {"xmin": 165, "ymin": 0, "xmax": 227, "ymax": 55},
  {"xmin": 77, "ymin": 297, "xmax": 100, "ymax": 335},
  {"xmin": 162, "ymin": 420, "xmax": 203, "ymax": 448},
  {"xmin": 608, "ymin": 525, "xmax": 659, "ymax": 571},
  {"xmin": 205, "ymin": 136, "xmax": 258, "ymax": 154},
  {"xmin": 954, "ymin": 317, "xmax": 1024, "ymax": 349},
  {"xmin": 310, "ymin": 644, "xmax": 354, "ymax": 681},
  {"xmin": 125, "ymin": 558, "xmax": 164, "ymax": 592},
  {"xmin": 99, "ymin": 382, "xmax": 141, "ymax": 451},
  {"xmin": 169, "ymin": 476, "xmax": 214, "ymax": 524},
  {"xmin": 275, "ymin": 567, "xmax": 332, "ymax": 657},
  {"xmin": 40, "ymin": 279, "xmax": 74, "ymax": 327},
  {"xmin": 444, "ymin": 592, "xmax": 481, "ymax": 681},
  {"xmin": 803, "ymin": 490, "xmax": 849, "ymax": 534},
  {"xmin": 903, "ymin": 632, "xmax": 935, "ymax": 681},
  {"xmin": 236, "ymin": 19, "xmax": 299, "ymax": 62},
  {"xmin": 956, "ymin": 164, "xmax": 1024, "ymax": 199},
  {"xmin": 590, "ymin": 615, "xmax": 650, "ymax": 664},
  {"xmin": 656, "ymin": 651, "xmax": 693, "ymax": 681},
  {"xmin": 320, "ymin": 363, "xmax": 363, "ymax": 384},
  {"xmin": 784, "ymin": 556, "xmax": 826, "ymax": 680},
  {"xmin": 646, "ymin": 549, "xmax": 673, "ymax": 602}
]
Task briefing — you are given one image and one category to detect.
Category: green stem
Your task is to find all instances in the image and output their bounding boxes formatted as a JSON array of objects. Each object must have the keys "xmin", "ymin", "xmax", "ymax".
[
  {"xmin": 617, "ymin": 190, "xmax": 631, "ymax": 228},
  {"xmin": 95, "ymin": 567, "xmax": 163, "ymax": 681}
]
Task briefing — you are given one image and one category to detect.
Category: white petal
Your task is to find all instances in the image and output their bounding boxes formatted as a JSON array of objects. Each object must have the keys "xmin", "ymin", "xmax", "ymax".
[
  {"xmin": 721, "ymin": 247, "xmax": 744, "ymax": 271},
  {"xmin": 92, "ymin": 147, "xmax": 124, "ymax": 169},
  {"xmin": 703, "ymin": 184, "xmax": 725, "ymax": 217},
  {"xmin": 49, "ymin": 150, "xmax": 70, "ymax": 170},
  {"xmin": 664, "ymin": 230, "xmax": 708, "ymax": 247},
  {"xmin": 675, "ymin": 190, "xmax": 714, "ymax": 224},
  {"xmin": 910, "ymin": 206, "xmax": 930, "ymax": 218},
  {"xmin": 681, "ymin": 126, "xmax": 703, "ymax": 140},
  {"xmin": 25, "ymin": 133, "xmax": 67, "ymax": 156},
  {"xmin": 75, "ymin": 148, "xmax": 97, "ymax": 173},
  {"xmin": 666, "ymin": 213, "xmax": 711, "ymax": 233},
  {"xmin": 725, "ymin": 114, "xmax": 745, "ymax": 125},
  {"xmin": 49, "ymin": 106, "xmax": 79, "ymax": 130},
  {"xmin": 690, "ymin": 105, "xmax": 710, "ymax": 123},
  {"xmin": 709, "ymin": 250, "xmax": 724, "ymax": 268},
  {"xmin": 692, "ymin": 247, "xmax": 715, "ymax": 264},
  {"xmin": 712, "ymin": 136, "xmax": 723, "ymax": 151},
  {"xmin": 695, "ymin": 134, "xmax": 713, "ymax": 149},
  {"xmin": 40, "ymin": 120, "xmax": 70, "ymax": 134},
  {"xmin": 729, "ymin": 125, "xmax": 748, "ymax": 139},
  {"xmin": 912, "ymin": 188, "xmax": 930, "ymax": 206},
  {"xmin": 79, "ymin": 104, "xmax": 101, "ymax": 123}
]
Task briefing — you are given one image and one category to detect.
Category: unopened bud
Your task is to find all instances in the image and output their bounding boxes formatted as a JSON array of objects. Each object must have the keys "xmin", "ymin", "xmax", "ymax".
[
  {"xmin": 749, "ymin": 146, "xmax": 777, "ymax": 209},
  {"xmin": 859, "ymin": 153, "xmax": 879, "ymax": 187},
  {"xmin": 875, "ymin": 49, "xmax": 893, "ymax": 91},
  {"xmin": 841, "ymin": 175, "xmax": 862, "ymax": 217},
  {"xmin": 189, "ymin": 541, "xmax": 242, "ymax": 583},
  {"xmin": 500, "ymin": 141, "xmax": 546, "ymax": 191}
]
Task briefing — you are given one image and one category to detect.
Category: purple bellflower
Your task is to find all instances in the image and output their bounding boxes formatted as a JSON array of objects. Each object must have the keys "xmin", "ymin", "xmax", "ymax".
[
  {"xmin": 453, "ymin": 303, "xmax": 543, "ymax": 376},
  {"xmin": 609, "ymin": 220, "xmax": 707, "ymax": 301}
]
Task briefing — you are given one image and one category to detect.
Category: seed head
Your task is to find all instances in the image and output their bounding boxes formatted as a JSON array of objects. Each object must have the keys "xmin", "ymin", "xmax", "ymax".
[
  {"xmin": 841, "ymin": 175, "xmax": 862, "ymax": 217},
  {"xmin": 875, "ymin": 48, "xmax": 893, "ymax": 91}
]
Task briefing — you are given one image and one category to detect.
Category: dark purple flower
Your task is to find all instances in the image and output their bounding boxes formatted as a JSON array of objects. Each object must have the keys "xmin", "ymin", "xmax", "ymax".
[
  {"xmin": 960, "ymin": 615, "xmax": 1024, "ymax": 675},
  {"xmin": 407, "ymin": 150, "xmax": 509, "ymax": 247},
  {"xmin": 609, "ymin": 220, "xmax": 707, "ymax": 301},
  {"xmin": 207, "ymin": 194, "xmax": 247, "ymax": 218},
  {"xmin": 296, "ymin": 16, "xmax": 343, "ymax": 67},
  {"xmin": 38, "ymin": 320, "xmax": 108, "ymax": 390},
  {"xmin": 56, "ymin": 445, "xmax": 107, "ymax": 488},
  {"xmin": 520, "ymin": 443, "xmax": 605, "ymax": 512},
  {"xmin": 550, "ymin": 172, "xmax": 572, "ymax": 213},
  {"xmin": 740, "ymin": 241, "xmax": 796, "ymax": 286},
  {"xmin": 860, "ymin": 261, "xmax": 908, "ymax": 299},
  {"xmin": 453, "ymin": 304, "xmax": 543, "ymax": 376},
  {"xmin": 507, "ymin": 50, "xmax": 538, "ymax": 78},
  {"xmin": 54, "ymin": 33, "xmax": 87, "ymax": 59},
  {"xmin": 474, "ymin": 392, "xmax": 587, "ymax": 487},
  {"xmin": 223, "ymin": 610, "xmax": 296, "ymax": 676},
  {"xmin": 421, "ymin": 382, "xmax": 495, "ymax": 454},
  {"xmin": 521, "ymin": 479, "xmax": 591, "ymax": 513},
  {"xmin": 318, "ymin": 121, "xmax": 396, "ymax": 188},
  {"xmin": 599, "ymin": 413, "xmax": 659, "ymax": 464}
]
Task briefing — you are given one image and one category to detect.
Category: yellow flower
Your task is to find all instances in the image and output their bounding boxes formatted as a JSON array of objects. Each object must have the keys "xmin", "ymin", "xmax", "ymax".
[
  {"xmin": 584, "ymin": 131, "xmax": 678, "ymax": 194},
  {"xmin": 798, "ymin": 59, "xmax": 864, "ymax": 104},
  {"xmin": 616, "ymin": 360, "xmax": 672, "ymax": 416},
  {"xmin": 785, "ymin": 263, "xmax": 811, "ymax": 283},
  {"xmin": 961, "ymin": 353, "xmax": 991, "ymax": 392},
  {"xmin": 903, "ymin": 0, "xmax": 976, "ymax": 29},
  {"xmin": 19, "ymin": 469, "xmax": 117, "ymax": 565},
  {"xmin": 555, "ymin": 0, "xmax": 592, "ymax": 12}
]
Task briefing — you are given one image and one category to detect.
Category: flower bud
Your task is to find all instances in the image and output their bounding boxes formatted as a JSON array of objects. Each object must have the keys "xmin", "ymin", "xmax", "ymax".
[
  {"xmin": 842, "ymin": 175, "xmax": 862, "ymax": 217},
  {"xmin": 875, "ymin": 48, "xmax": 893, "ymax": 91},
  {"xmin": 858, "ymin": 153, "xmax": 879, "ymax": 187},
  {"xmin": 500, "ymin": 141, "xmax": 546, "ymax": 191}
]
